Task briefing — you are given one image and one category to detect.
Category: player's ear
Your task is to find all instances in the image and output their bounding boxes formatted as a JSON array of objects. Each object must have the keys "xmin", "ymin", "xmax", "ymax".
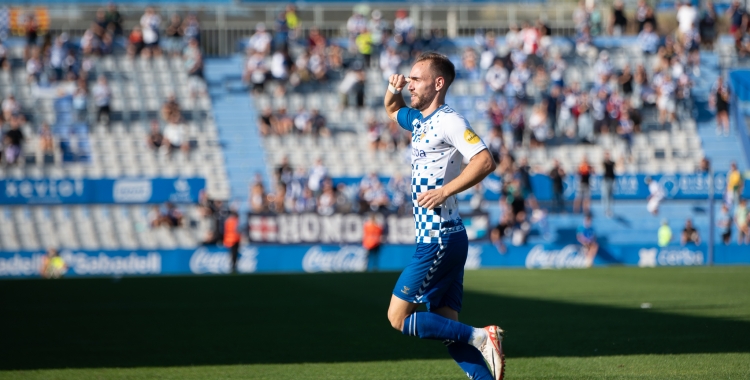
[{"xmin": 435, "ymin": 76, "xmax": 444, "ymax": 92}]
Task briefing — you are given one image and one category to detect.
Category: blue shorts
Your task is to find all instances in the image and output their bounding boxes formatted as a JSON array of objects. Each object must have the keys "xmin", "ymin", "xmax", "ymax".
[{"xmin": 392, "ymin": 226, "xmax": 468, "ymax": 312}]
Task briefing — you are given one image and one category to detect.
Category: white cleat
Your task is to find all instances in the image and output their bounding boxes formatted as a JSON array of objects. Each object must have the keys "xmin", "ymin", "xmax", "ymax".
[{"xmin": 479, "ymin": 325, "xmax": 505, "ymax": 380}]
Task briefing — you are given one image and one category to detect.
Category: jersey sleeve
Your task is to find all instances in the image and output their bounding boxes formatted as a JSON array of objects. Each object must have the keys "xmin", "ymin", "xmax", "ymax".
[
  {"xmin": 442, "ymin": 114, "xmax": 488, "ymax": 160},
  {"xmin": 396, "ymin": 107, "xmax": 420, "ymax": 132}
]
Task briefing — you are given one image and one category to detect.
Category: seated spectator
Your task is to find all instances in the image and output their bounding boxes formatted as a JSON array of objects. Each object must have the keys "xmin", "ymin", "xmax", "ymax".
[
  {"xmin": 366, "ymin": 116, "xmax": 384, "ymax": 151},
  {"xmin": 258, "ymin": 107, "xmax": 277, "ymax": 136},
  {"xmin": 307, "ymin": 158, "xmax": 328, "ymax": 196},
  {"xmin": 0, "ymin": 39, "xmax": 7, "ymax": 71},
  {"xmin": 487, "ymin": 98, "xmax": 506, "ymax": 131},
  {"xmin": 92, "ymin": 75, "xmax": 112, "ymax": 126},
  {"xmin": 379, "ymin": 46, "xmax": 402, "ymax": 81},
  {"xmin": 161, "ymin": 203, "xmax": 184, "ymax": 227},
  {"xmin": 105, "ymin": 3, "xmax": 124, "ymax": 36},
  {"xmin": 308, "ymin": 109, "xmax": 329, "ymax": 137},
  {"xmin": 3, "ymin": 117, "xmax": 24, "ymax": 165},
  {"xmin": 275, "ymin": 106, "xmax": 294, "ymax": 135},
  {"xmin": 164, "ymin": 14, "xmax": 184, "ymax": 57},
  {"xmin": 317, "ymin": 180, "xmax": 337, "ymax": 216},
  {"xmin": 140, "ymin": 7, "xmax": 162, "ymax": 57},
  {"xmin": 717, "ymin": 204, "xmax": 732, "ymax": 245},
  {"xmin": 680, "ymin": 218, "xmax": 701, "ymax": 245},
  {"xmin": 646, "ymin": 177, "xmax": 665, "ymax": 215},
  {"xmin": 248, "ymin": 23, "xmax": 272, "ymax": 55},
  {"xmin": 528, "ymin": 104, "xmax": 549, "ymax": 148},
  {"xmin": 38, "ymin": 123, "xmax": 55, "ymax": 164},
  {"xmin": 338, "ymin": 61, "xmax": 365, "ymax": 108},
  {"xmin": 307, "ymin": 26, "xmax": 327, "ymax": 53},
  {"xmin": 41, "ymin": 248, "xmax": 67, "ymax": 279},
  {"xmin": 2, "ymin": 95, "xmax": 20, "ymax": 122},
  {"xmin": 146, "ymin": 120, "xmax": 164, "ymax": 151},
  {"xmin": 638, "ymin": 22, "xmax": 660, "ymax": 54},
  {"xmin": 26, "ymin": 47, "xmax": 43, "ymax": 84},
  {"xmin": 577, "ymin": 214, "xmax": 598, "ymax": 267},
  {"xmin": 183, "ymin": 13, "xmax": 201, "ymax": 45},
  {"xmin": 249, "ymin": 182, "xmax": 268, "ymax": 213},
  {"xmin": 294, "ymin": 187, "xmax": 317, "ymax": 213},
  {"xmin": 162, "ymin": 116, "xmax": 190, "ymax": 155}
]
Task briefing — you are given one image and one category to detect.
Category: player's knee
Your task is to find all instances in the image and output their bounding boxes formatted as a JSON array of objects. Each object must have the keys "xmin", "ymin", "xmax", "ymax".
[{"xmin": 387, "ymin": 310, "xmax": 404, "ymax": 331}]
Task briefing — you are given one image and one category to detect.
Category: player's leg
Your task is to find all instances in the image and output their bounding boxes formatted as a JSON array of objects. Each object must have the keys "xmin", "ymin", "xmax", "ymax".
[{"xmin": 432, "ymin": 305, "xmax": 497, "ymax": 380}]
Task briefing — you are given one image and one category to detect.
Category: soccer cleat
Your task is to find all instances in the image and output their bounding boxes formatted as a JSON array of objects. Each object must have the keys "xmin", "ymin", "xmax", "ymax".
[{"xmin": 479, "ymin": 325, "xmax": 505, "ymax": 380}]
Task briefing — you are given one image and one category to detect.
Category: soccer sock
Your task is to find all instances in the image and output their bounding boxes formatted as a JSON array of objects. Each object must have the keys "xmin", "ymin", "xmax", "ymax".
[
  {"xmin": 401, "ymin": 311, "xmax": 474, "ymax": 343},
  {"xmin": 445, "ymin": 340, "xmax": 494, "ymax": 380}
]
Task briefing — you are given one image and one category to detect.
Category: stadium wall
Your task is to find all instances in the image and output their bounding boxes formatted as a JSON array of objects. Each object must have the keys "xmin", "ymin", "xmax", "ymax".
[
  {"xmin": 729, "ymin": 70, "xmax": 750, "ymax": 168},
  {"xmin": 1, "ymin": 243, "xmax": 747, "ymax": 278}
]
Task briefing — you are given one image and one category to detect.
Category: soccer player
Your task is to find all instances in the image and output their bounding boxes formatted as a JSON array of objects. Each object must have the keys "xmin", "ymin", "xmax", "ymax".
[{"xmin": 383, "ymin": 52, "xmax": 505, "ymax": 380}]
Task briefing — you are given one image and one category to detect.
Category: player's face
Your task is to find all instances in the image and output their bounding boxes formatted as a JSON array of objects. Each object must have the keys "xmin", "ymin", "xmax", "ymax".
[{"xmin": 407, "ymin": 61, "xmax": 438, "ymax": 111}]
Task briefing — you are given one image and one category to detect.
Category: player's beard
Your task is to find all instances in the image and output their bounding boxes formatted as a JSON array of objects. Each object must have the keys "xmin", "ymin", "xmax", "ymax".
[{"xmin": 410, "ymin": 92, "xmax": 431, "ymax": 111}]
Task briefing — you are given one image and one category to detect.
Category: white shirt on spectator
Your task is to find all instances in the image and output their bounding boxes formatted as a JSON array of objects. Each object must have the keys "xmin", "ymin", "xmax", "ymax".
[
  {"xmin": 92, "ymin": 83, "xmax": 111, "ymax": 107},
  {"xmin": 676, "ymin": 5, "xmax": 697, "ymax": 33},
  {"xmin": 308, "ymin": 164, "xmax": 328, "ymax": 192},
  {"xmin": 140, "ymin": 13, "xmax": 161, "ymax": 44},
  {"xmin": 485, "ymin": 63, "xmax": 509, "ymax": 93},
  {"xmin": 248, "ymin": 30, "xmax": 271, "ymax": 55},
  {"xmin": 163, "ymin": 123, "xmax": 186, "ymax": 146}
]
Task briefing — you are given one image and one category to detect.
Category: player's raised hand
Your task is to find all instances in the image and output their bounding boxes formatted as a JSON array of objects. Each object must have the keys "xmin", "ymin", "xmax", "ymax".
[
  {"xmin": 417, "ymin": 188, "xmax": 448, "ymax": 210},
  {"xmin": 389, "ymin": 74, "xmax": 408, "ymax": 93}
]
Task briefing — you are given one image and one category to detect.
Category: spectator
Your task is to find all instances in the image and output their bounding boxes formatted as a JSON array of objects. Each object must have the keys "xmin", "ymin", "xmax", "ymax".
[
  {"xmin": 368, "ymin": 10, "xmax": 388, "ymax": 55},
  {"xmin": 184, "ymin": 38, "xmax": 205, "ymax": 99},
  {"xmin": 574, "ymin": 157, "xmax": 593, "ymax": 214},
  {"xmin": 355, "ymin": 28, "xmax": 373, "ymax": 67},
  {"xmin": 577, "ymin": 214, "xmax": 598, "ymax": 267},
  {"xmin": 127, "ymin": 26, "xmax": 145, "ymax": 57},
  {"xmin": 40, "ymin": 248, "xmax": 67, "ymax": 279},
  {"xmin": 146, "ymin": 120, "xmax": 164, "ymax": 151},
  {"xmin": 680, "ymin": 218, "xmax": 700, "ymax": 246},
  {"xmin": 718, "ymin": 204, "xmax": 733, "ymax": 245},
  {"xmin": 248, "ymin": 23, "xmax": 272, "ymax": 56},
  {"xmin": 528, "ymin": 104, "xmax": 548, "ymax": 148},
  {"xmin": 658, "ymin": 219, "xmax": 672, "ymax": 247},
  {"xmin": 549, "ymin": 159, "xmax": 566, "ymax": 213},
  {"xmin": 275, "ymin": 107, "xmax": 294, "ymax": 135},
  {"xmin": 249, "ymin": 182, "xmax": 267, "ymax": 213},
  {"xmin": 508, "ymin": 102, "xmax": 525, "ymax": 148},
  {"xmin": 26, "ymin": 47, "xmax": 42, "ymax": 84},
  {"xmin": 490, "ymin": 213, "xmax": 511, "ymax": 254},
  {"xmin": 609, "ymin": 0, "xmax": 628, "ymax": 36},
  {"xmin": 485, "ymin": 57, "xmax": 508, "ymax": 94},
  {"xmin": 2, "ymin": 95, "xmax": 19, "ymax": 122},
  {"xmin": 92, "ymin": 75, "xmax": 111, "ymax": 126},
  {"xmin": 393, "ymin": 9, "xmax": 414, "ymax": 41},
  {"xmin": 72, "ymin": 83, "xmax": 88, "ymax": 122},
  {"xmin": 676, "ymin": 0, "xmax": 698, "ymax": 41},
  {"xmin": 710, "ymin": 76, "xmax": 731, "ymax": 136},
  {"xmin": 161, "ymin": 94, "xmax": 181, "ymax": 122},
  {"xmin": 307, "ymin": 158, "xmax": 328, "ymax": 196},
  {"xmin": 484, "ymin": 126, "xmax": 504, "ymax": 164},
  {"xmin": 224, "ymin": 211, "xmax": 240, "ymax": 273},
  {"xmin": 164, "ymin": 14, "xmax": 183, "ymax": 57},
  {"xmin": 636, "ymin": 0, "xmax": 651, "ymax": 32},
  {"xmin": 257, "ymin": 107, "xmax": 277, "ymax": 136},
  {"xmin": 308, "ymin": 109, "xmax": 329, "ymax": 137},
  {"xmin": 140, "ymin": 7, "xmax": 161, "ymax": 57},
  {"xmin": 727, "ymin": 162, "xmax": 743, "ymax": 206},
  {"xmin": 646, "ymin": 177, "xmax": 665, "ymax": 215},
  {"xmin": 602, "ymin": 151, "xmax": 616, "ymax": 217},
  {"xmin": 735, "ymin": 199, "xmax": 749, "ymax": 244},
  {"xmin": 182, "ymin": 13, "xmax": 201, "ymax": 44},
  {"xmin": 307, "ymin": 27, "xmax": 327, "ymax": 53},
  {"xmin": 163, "ymin": 116, "xmax": 189, "ymax": 156},
  {"xmin": 38, "ymin": 123, "xmax": 55, "ymax": 164},
  {"xmin": 338, "ymin": 61, "xmax": 365, "ymax": 108},
  {"xmin": 362, "ymin": 213, "xmax": 384, "ymax": 272},
  {"xmin": 317, "ymin": 180, "xmax": 337, "ymax": 216},
  {"xmin": 638, "ymin": 22, "xmax": 660, "ymax": 55},
  {"xmin": 728, "ymin": 0, "xmax": 746, "ymax": 50},
  {"xmin": 295, "ymin": 187, "xmax": 317, "ymax": 213},
  {"xmin": 379, "ymin": 46, "xmax": 401, "ymax": 81},
  {"xmin": 49, "ymin": 36, "xmax": 66, "ymax": 82},
  {"xmin": 23, "ymin": 12, "xmax": 39, "ymax": 60},
  {"xmin": 105, "ymin": 3, "xmax": 124, "ymax": 36}
]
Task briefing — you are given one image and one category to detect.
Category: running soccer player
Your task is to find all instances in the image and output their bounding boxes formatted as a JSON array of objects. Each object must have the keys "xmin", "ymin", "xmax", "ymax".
[{"xmin": 383, "ymin": 52, "xmax": 505, "ymax": 380}]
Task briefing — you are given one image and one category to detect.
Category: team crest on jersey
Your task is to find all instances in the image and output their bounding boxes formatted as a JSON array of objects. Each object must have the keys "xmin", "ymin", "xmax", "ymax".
[{"xmin": 464, "ymin": 129, "xmax": 480, "ymax": 144}]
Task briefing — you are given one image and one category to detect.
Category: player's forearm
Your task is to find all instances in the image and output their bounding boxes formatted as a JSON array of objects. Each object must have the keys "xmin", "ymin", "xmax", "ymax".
[
  {"xmin": 441, "ymin": 150, "xmax": 496, "ymax": 198},
  {"xmin": 384, "ymin": 90, "xmax": 406, "ymax": 119}
]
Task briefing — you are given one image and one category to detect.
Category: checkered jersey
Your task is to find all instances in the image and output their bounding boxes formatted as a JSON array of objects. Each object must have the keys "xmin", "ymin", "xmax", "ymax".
[{"xmin": 397, "ymin": 104, "xmax": 487, "ymax": 243}]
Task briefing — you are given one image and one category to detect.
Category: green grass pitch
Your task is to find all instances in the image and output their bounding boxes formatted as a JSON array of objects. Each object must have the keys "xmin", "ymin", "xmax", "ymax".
[{"xmin": 1, "ymin": 266, "xmax": 750, "ymax": 379}]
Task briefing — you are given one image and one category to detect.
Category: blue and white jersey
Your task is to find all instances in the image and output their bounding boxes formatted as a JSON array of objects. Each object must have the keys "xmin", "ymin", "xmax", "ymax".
[{"xmin": 397, "ymin": 104, "xmax": 488, "ymax": 243}]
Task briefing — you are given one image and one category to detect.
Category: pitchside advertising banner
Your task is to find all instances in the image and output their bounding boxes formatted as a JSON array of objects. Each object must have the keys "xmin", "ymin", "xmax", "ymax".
[
  {"xmin": 1, "ymin": 244, "xmax": 748, "ymax": 278},
  {"xmin": 247, "ymin": 212, "xmax": 490, "ymax": 244},
  {"xmin": 0, "ymin": 178, "xmax": 205, "ymax": 204}
]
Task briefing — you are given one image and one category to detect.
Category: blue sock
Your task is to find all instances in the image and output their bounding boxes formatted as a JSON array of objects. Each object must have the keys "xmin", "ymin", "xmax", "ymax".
[
  {"xmin": 402, "ymin": 311, "xmax": 474, "ymax": 344},
  {"xmin": 445, "ymin": 340, "xmax": 494, "ymax": 380}
]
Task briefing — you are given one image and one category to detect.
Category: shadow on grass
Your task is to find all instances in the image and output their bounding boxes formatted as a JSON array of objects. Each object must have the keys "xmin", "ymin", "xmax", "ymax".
[{"xmin": 0, "ymin": 272, "xmax": 748, "ymax": 370}]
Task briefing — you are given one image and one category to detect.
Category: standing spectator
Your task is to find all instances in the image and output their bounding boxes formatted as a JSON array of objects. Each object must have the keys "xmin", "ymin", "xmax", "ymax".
[
  {"xmin": 718, "ymin": 204, "xmax": 733, "ymax": 245},
  {"xmin": 249, "ymin": 182, "xmax": 268, "ymax": 213},
  {"xmin": 163, "ymin": 116, "xmax": 189, "ymax": 156},
  {"xmin": 658, "ymin": 219, "xmax": 672, "ymax": 247},
  {"xmin": 127, "ymin": 26, "xmax": 144, "ymax": 57},
  {"xmin": 680, "ymin": 218, "xmax": 701, "ymax": 246},
  {"xmin": 248, "ymin": 23, "xmax": 272, "ymax": 55},
  {"xmin": 244, "ymin": 51, "xmax": 269, "ymax": 94},
  {"xmin": 602, "ymin": 151, "xmax": 616, "ymax": 217},
  {"xmin": 338, "ymin": 61, "xmax": 365, "ymax": 108},
  {"xmin": 646, "ymin": 177, "xmax": 665, "ymax": 215},
  {"xmin": 317, "ymin": 180, "xmax": 337, "ymax": 216},
  {"xmin": 638, "ymin": 22, "xmax": 660, "ymax": 55},
  {"xmin": 26, "ymin": 47, "xmax": 42, "ymax": 84},
  {"xmin": 577, "ymin": 214, "xmax": 599, "ymax": 268},
  {"xmin": 49, "ymin": 36, "xmax": 66, "ymax": 82},
  {"xmin": 307, "ymin": 158, "xmax": 328, "ymax": 196},
  {"xmin": 735, "ymin": 199, "xmax": 749, "ymax": 244},
  {"xmin": 549, "ymin": 159, "xmax": 566, "ymax": 213},
  {"xmin": 676, "ymin": 0, "xmax": 698, "ymax": 42},
  {"xmin": 528, "ymin": 104, "xmax": 548, "ymax": 148},
  {"xmin": 182, "ymin": 13, "xmax": 201, "ymax": 44},
  {"xmin": 2, "ymin": 95, "xmax": 19, "ymax": 121},
  {"xmin": 727, "ymin": 0, "xmax": 745, "ymax": 46},
  {"xmin": 726, "ymin": 162, "xmax": 743, "ymax": 206},
  {"xmin": 393, "ymin": 9, "xmax": 414, "ymax": 41},
  {"xmin": 92, "ymin": 75, "xmax": 111, "ymax": 126},
  {"xmin": 140, "ymin": 7, "xmax": 161, "ymax": 57},
  {"xmin": 38, "ymin": 123, "xmax": 55, "ymax": 164},
  {"xmin": 105, "ymin": 3, "xmax": 124, "ymax": 36},
  {"xmin": 184, "ymin": 38, "xmax": 205, "ymax": 100},
  {"xmin": 574, "ymin": 157, "xmax": 593, "ymax": 214},
  {"xmin": 485, "ymin": 57, "xmax": 508, "ymax": 94},
  {"xmin": 362, "ymin": 214, "xmax": 384, "ymax": 272},
  {"xmin": 368, "ymin": 10, "xmax": 388, "ymax": 56},
  {"xmin": 224, "ymin": 211, "xmax": 240, "ymax": 273},
  {"xmin": 609, "ymin": 0, "xmax": 628, "ymax": 36},
  {"xmin": 636, "ymin": 0, "xmax": 651, "ymax": 32},
  {"xmin": 710, "ymin": 76, "xmax": 731, "ymax": 136},
  {"xmin": 379, "ymin": 47, "xmax": 401, "ymax": 81},
  {"xmin": 40, "ymin": 248, "xmax": 67, "ymax": 279},
  {"xmin": 23, "ymin": 12, "xmax": 38, "ymax": 60},
  {"xmin": 700, "ymin": 0, "xmax": 718, "ymax": 50},
  {"xmin": 509, "ymin": 102, "xmax": 525, "ymax": 148}
]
